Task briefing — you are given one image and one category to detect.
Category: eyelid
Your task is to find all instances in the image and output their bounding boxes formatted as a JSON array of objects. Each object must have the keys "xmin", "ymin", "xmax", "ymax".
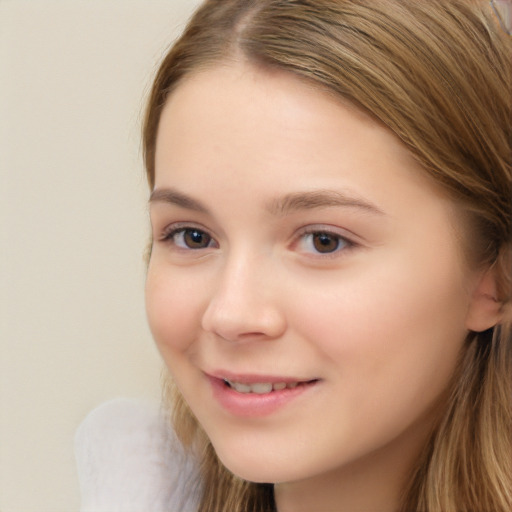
[
  {"xmin": 159, "ymin": 221, "xmax": 205, "ymax": 238},
  {"xmin": 295, "ymin": 224, "xmax": 359, "ymax": 242}
]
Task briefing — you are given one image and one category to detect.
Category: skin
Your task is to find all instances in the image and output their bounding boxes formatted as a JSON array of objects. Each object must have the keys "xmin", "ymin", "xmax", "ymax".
[{"xmin": 145, "ymin": 61, "xmax": 495, "ymax": 512}]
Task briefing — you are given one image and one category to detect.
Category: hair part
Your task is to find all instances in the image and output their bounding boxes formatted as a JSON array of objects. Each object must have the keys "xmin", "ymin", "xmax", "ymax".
[{"xmin": 145, "ymin": 1, "xmax": 512, "ymax": 511}]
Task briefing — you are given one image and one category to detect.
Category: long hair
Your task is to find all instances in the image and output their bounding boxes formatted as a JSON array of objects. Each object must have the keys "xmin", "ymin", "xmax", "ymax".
[{"xmin": 144, "ymin": 1, "xmax": 512, "ymax": 511}]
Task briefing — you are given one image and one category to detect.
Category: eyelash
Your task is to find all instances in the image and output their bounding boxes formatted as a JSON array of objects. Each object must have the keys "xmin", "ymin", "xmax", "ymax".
[{"xmin": 158, "ymin": 224, "xmax": 356, "ymax": 257}]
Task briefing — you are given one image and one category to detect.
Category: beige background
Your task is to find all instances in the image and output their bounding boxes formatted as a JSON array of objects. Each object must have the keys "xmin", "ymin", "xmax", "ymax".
[{"xmin": 0, "ymin": 1, "xmax": 201, "ymax": 510}]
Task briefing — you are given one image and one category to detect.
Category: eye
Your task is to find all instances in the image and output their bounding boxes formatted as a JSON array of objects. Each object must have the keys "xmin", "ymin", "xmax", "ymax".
[
  {"xmin": 163, "ymin": 227, "xmax": 216, "ymax": 250},
  {"xmin": 297, "ymin": 230, "xmax": 352, "ymax": 255}
]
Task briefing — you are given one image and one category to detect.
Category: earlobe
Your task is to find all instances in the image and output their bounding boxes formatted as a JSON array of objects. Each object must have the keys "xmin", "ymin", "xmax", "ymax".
[{"xmin": 465, "ymin": 268, "xmax": 502, "ymax": 332}]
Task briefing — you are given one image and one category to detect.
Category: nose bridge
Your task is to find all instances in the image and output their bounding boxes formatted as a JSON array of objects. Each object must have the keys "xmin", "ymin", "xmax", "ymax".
[{"xmin": 201, "ymin": 246, "xmax": 286, "ymax": 341}]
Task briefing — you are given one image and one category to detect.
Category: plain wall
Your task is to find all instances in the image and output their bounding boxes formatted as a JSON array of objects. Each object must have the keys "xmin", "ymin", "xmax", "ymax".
[{"xmin": 0, "ymin": 1, "xmax": 202, "ymax": 510}]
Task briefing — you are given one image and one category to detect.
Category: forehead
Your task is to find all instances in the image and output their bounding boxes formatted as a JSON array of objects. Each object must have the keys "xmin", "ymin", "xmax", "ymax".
[{"xmin": 155, "ymin": 61, "xmax": 421, "ymax": 186}]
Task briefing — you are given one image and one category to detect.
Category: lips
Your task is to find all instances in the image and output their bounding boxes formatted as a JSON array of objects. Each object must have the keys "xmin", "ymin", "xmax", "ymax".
[{"xmin": 207, "ymin": 372, "xmax": 319, "ymax": 416}]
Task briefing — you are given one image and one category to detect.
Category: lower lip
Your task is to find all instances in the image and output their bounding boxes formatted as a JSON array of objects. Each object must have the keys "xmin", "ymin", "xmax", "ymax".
[{"xmin": 208, "ymin": 376, "xmax": 318, "ymax": 417}]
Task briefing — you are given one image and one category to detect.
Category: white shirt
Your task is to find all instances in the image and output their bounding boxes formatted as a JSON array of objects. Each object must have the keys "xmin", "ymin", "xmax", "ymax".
[{"xmin": 75, "ymin": 398, "xmax": 200, "ymax": 512}]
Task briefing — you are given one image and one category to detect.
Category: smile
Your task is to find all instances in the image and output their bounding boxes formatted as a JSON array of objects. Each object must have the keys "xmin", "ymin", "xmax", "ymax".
[
  {"xmin": 223, "ymin": 379, "xmax": 304, "ymax": 394},
  {"xmin": 208, "ymin": 374, "xmax": 319, "ymax": 417}
]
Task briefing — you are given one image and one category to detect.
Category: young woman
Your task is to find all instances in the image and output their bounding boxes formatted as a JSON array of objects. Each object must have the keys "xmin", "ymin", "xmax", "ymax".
[
  {"xmin": 143, "ymin": 0, "xmax": 512, "ymax": 511},
  {"xmin": 76, "ymin": 1, "xmax": 511, "ymax": 511}
]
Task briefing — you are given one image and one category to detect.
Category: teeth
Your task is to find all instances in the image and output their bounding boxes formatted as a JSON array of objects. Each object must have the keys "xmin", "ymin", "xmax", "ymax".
[
  {"xmin": 232, "ymin": 382, "xmax": 252, "ymax": 393},
  {"xmin": 251, "ymin": 383, "xmax": 273, "ymax": 394},
  {"xmin": 224, "ymin": 379, "xmax": 303, "ymax": 394}
]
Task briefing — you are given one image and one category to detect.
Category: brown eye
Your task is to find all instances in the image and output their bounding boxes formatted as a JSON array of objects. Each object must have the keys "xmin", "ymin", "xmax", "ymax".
[
  {"xmin": 171, "ymin": 228, "xmax": 213, "ymax": 249},
  {"xmin": 183, "ymin": 229, "xmax": 211, "ymax": 248},
  {"xmin": 296, "ymin": 230, "xmax": 350, "ymax": 256},
  {"xmin": 312, "ymin": 232, "xmax": 341, "ymax": 253}
]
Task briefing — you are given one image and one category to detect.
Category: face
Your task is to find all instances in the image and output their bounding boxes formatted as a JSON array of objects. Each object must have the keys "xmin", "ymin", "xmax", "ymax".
[{"xmin": 146, "ymin": 62, "xmax": 482, "ymax": 487}]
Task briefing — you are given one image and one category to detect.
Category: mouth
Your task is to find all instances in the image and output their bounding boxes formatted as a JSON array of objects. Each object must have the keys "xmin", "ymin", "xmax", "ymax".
[
  {"xmin": 222, "ymin": 379, "xmax": 317, "ymax": 394},
  {"xmin": 207, "ymin": 373, "xmax": 319, "ymax": 416}
]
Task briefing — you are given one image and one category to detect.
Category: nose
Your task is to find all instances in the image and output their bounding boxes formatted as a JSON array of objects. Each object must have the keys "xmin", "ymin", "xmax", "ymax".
[{"xmin": 201, "ymin": 254, "xmax": 287, "ymax": 343}]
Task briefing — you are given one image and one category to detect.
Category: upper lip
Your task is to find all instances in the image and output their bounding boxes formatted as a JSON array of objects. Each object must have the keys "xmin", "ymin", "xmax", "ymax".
[{"xmin": 206, "ymin": 370, "xmax": 317, "ymax": 384}]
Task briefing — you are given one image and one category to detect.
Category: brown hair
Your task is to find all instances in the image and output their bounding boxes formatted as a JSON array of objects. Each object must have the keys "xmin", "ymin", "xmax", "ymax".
[{"xmin": 144, "ymin": 1, "xmax": 512, "ymax": 511}]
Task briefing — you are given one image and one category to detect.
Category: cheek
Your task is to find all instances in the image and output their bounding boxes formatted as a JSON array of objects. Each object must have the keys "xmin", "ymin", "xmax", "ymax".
[
  {"xmin": 145, "ymin": 262, "xmax": 204, "ymax": 358},
  {"xmin": 289, "ymin": 253, "xmax": 470, "ymax": 414}
]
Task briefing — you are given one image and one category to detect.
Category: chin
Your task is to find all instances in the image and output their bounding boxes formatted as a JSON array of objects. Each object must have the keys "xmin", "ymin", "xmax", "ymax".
[
  {"xmin": 221, "ymin": 462, "xmax": 285, "ymax": 484},
  {"xmin": 212, "ymin": 443, "xmax": 304, "ymax": 484}
]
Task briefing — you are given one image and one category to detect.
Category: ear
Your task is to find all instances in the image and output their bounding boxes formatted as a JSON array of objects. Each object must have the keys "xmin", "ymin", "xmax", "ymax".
[{"xmin": 465, "ymin": 267, "xmax": 502, "ymax": 332}]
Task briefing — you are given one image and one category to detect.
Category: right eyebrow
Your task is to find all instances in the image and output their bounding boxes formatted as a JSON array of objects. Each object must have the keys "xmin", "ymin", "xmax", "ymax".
[{"xmin": 149, "ymin": 188, "xmax": 210, "ymax": 214}]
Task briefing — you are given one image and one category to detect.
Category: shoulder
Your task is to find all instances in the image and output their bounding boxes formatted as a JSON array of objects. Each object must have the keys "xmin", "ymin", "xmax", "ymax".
[{"xmin": 75, "ymin": 398, "xmax": 200, "ymax": 512}]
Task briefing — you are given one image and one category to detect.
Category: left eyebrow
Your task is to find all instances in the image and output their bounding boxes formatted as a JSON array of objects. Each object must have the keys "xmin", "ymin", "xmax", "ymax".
[{"xmin": 266, "ymin": 190, "xmax": 385, "ymax": 216}]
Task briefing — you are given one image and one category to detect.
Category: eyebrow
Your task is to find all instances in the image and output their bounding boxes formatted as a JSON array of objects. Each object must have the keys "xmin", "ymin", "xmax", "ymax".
[
  {"xmin": 149, "ymin": 188, "xmax": 210, "ymax": 214},
  {"xmin": 267, "ymin": 189, "xmax": 385, "ymax": 216},
  {"xmin": 149, "ymin": 187, "xmax": 384, "ymax": 217}
]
